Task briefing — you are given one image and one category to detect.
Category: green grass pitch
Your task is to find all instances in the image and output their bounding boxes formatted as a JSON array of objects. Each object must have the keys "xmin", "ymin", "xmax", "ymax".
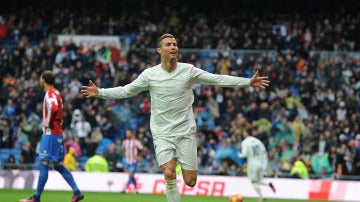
[{"xmin": 1, "ymin": 189, "xmax": 329, "ymax": 202}]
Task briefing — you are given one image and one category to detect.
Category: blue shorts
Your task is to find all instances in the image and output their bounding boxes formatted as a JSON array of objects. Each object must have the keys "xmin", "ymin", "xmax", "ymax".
[
  {"xmin": 38, "ymin": 134, "xmax": 64, "ymax": 163},
  {"xmin": 126, "ymin": 163, "xmax": 138, "ymax": 173}
]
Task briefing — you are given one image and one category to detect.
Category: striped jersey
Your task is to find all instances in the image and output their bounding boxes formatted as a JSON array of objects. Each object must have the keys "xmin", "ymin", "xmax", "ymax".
[
  {"xmin": 122, "ymin": 138, "xmax": 143, "ymax": 164},
  {"xmin": 43, "ymin": 86, "xmax": 63, "ymax": 134}
]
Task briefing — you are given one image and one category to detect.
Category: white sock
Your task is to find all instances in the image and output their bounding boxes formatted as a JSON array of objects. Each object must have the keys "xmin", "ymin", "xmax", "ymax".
[{"xmin": 165, "ymin": 179, "xmax": 180, "ymax": 202}]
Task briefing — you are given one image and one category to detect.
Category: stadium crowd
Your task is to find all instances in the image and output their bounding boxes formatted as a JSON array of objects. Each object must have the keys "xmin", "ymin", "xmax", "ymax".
[{"xmin": 1, "ymin": 0, "xmax": 360, "ymax": 180}]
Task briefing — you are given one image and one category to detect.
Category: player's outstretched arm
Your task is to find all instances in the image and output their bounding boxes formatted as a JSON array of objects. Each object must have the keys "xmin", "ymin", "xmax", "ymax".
[
  {"xmin": 250, "ymin": 70, "xmax": 269, "ymax": 88},
  {"xmin": 81, "ymin": 80, "xmax": 99, "ymax": 98}
]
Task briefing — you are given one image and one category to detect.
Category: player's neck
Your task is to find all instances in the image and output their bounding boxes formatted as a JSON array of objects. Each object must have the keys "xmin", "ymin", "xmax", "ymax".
[
  {"xmin": 43, "ymin": 84, "xmax": 52, "ymax": 92},
  {"xmin": 161, "ymin": 59, "xmax": 177, "ymax": 73}
]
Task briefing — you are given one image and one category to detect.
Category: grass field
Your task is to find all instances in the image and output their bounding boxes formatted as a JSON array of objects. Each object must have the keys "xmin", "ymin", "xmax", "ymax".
[{"xmin": 0, "ymin": 189, "xmax": 330, "ymax": 202}]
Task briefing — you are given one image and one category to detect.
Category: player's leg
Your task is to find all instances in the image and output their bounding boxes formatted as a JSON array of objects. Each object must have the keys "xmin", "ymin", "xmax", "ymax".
[
  {"xmin": 19, "ymin": 161, "xmax": 49, "ymax": 202},
  {"xmin": 181, "ymin": 169, "xmax": 197, "ymax": 187},
  {"xmin": 122, "ymin": 163, "xmax": 138, "ymax": 193},
  {"xmin": 20, "ymin": 135, "xmax": 51, "ymax": 202},
  {"xmin": 130, "ymin": 163, "xmax": 139, "ymax": 193},
  {"xmin": 248, "ymin": 166, "xmax": 264, "ymax": 201},
  {"xmin": 154, "ymin": 137, "xmax": 180, "ymax": 202},
  {"xmin": 34, "ymin": 161, "xmax": 49, "ymax": 198},
  {"xmin": 176, "ymin": 134, "xmax": 198, "ymax": 187},
  {"xmin": 161, "ymin": 158, "xmax": 180, "ymax": 202},
  {"xmin": 54, "ymin": 162, "xmax": 84, "ymax": 201},
  {"xmin": 52, "ymin": 135, "xmax": 83, "ymax": 201},
  {"xmin": 256, "ymin": 167, "xmax": 276, "ymax": 193},
  {"xmin": 54, "ymin": 162, "xmax": 82, "ymax": 194},
  {"xmin": 122, "ymin": 164, "xmax": 130, "ymax": 192}
]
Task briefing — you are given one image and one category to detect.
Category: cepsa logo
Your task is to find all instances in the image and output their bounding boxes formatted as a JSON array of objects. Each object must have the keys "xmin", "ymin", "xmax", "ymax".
[{"xmin": 152, "ymin": 179, "xmax": 225, "ymax": 196}]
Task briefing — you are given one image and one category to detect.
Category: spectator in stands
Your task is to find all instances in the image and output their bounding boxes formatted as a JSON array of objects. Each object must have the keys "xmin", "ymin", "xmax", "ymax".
[
  {"xmin": 84, "ymin": 149, "xmax": 109, "ymax": 172},
  {"xmin": 73, "ymin": 116, "xmax": 92, "ymax": 155},
  {"xmin": 19, "ymin": 142, "xmax": 36, "ymax": 170},
  {"xmin": 4, "ymin": 154, "xmax": 17, "ymax": 170},
  {"xmin": 105, "ymin": 143, "xmax": 122, "ymax": 172},
  {"xmin": 337, "ymin": 37, "xmax": 351, "ymax": 51},
  {"xmin": 64, "ymin": 147, "xmax": 78, "ymax": 171},
  {"xmin": 15, "ymin": 114, "xmax": 32, "ymax": 150},
  {"xmin": 335, "ymin": 143, "xmax": 351, "ymax": 177},
  {"xmin": 299, "ymin": 27, "xmax": 315, "ymax": 50},
  {"xmin": 83, "ymin": 106, "xmax": 99, "ymax": 129},
  {"xmin": 214, "ymin": 138, "xmax": 234, "ymax": 166},
  {"xmin": 310, "ymin": 152, "xmax": 332, "ymax": 175},
  {"xmin": 290, "ymin": 158, "xmax": 309, "ymax": 179},
  {"xmin": 137, "ymin": 126, "xmax": 153, "ymax": 151},
  {"xmin": 2, "ymin": 99, "xmax": 16, "ymax": 120},
  {"xmin": 27, "ymin": 120, "xmax": 42, "ymax": 150},
  {"xmin": 70, "ymin": 109, "xmax": 82, "ymax": 130},
  {"xmin": 0, "ymin": 117, "xmax": 13, "ymax": 148},
  {"xmin": 352, "ymin": 135, "xmax": 360, "ymax": 175},
  {"xmin": 0, "ymin": 15, "xmax": 15, "ymax": 44},
  {"xmin": 85, "ymin": 126, "xmax": 103, "ymax": 157},
  {"xmin": 63, "ymin": 133, "xmax": 82, "ymax": 158},
  {"xmin": 99, "ymin": 116, "xmax": 116, "ymax": 141}
]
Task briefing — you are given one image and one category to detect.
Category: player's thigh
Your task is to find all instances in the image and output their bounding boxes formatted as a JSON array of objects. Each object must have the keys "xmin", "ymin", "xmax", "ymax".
[
  {"xmin": 175, "ymin": 134, "xmax": 198, "ymax": 170},
  {"xmin": 248, "ymin": 165, "xmax": 261, "ymax": 182},
  {"xmin": 257, "ymin": 166, "xmax": 264, "ymax": 181}
]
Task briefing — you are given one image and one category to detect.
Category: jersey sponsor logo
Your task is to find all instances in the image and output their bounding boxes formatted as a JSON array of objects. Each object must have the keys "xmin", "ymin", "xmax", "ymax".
[{"xmin": 39, "ymin": 150, "xmax": 48, "ymax": 158}]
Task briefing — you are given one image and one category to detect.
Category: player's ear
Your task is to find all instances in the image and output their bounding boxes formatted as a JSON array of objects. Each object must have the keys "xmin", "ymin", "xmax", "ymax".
[{"xmin": 157, "ymin": 47, "xmax": 161, "ymax": 54}]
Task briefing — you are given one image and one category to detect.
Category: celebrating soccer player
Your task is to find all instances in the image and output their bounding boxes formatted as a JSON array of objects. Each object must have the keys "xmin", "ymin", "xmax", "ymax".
[{"xmin": 81, "ymin": 33, "xmax": 269, "ymax": 202}]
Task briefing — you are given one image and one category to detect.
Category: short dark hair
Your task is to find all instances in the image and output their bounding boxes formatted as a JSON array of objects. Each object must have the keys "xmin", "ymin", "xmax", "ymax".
[
  {"xmin": 41, "ymin": 70, "xmax": 55, "ymax": 85},
  {"xmin": 157, "ymin": 33, "xmax": 175, "ymax": 48}
]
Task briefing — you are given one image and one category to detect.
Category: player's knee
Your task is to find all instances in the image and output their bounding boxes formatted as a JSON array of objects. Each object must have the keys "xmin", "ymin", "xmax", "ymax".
[
  {"xmin": 163, "ymin": 169, "xmax": 176, "ymax": 180},
  {"xmin": 184, "ymin": 176, "xmax": 197, "ymax": 187}
]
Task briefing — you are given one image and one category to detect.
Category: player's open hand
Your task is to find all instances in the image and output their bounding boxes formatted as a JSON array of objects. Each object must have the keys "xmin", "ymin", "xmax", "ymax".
[
  {"xmin": 81, "ymin": 80, "xmax": 99, "ymax": 98},
  {"xmin": 250, "ymin": 70, "xmax": 269, "ymax": 88}
]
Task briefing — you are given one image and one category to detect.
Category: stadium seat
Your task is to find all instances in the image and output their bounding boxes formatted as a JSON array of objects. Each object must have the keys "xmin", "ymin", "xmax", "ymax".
[{"xmin": 0, "ymin": 148, "xmax": 22, "ymax": 164}]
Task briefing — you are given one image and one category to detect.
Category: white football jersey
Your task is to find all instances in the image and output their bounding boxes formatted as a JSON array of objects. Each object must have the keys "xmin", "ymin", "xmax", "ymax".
[
  {"xmin": 97, "ymin": 62, "xmax": 250, "ymax": 138},
  {"xmin": 239, "ymin": 136, "xmax": 267, "ymax": 167}
]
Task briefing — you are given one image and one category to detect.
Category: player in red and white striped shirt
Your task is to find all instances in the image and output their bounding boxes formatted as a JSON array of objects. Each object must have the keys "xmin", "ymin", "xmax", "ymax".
[
  {"xmin": 121, "ymin": 129, "xmax": 143, "ymax": 193},
  {"xmin": 20, "ymin": 70, "xmax": 83, "ymax": 202},
  {"xmin": 42, "ymin": 80, "xmax": 63, "ymax": 135}
]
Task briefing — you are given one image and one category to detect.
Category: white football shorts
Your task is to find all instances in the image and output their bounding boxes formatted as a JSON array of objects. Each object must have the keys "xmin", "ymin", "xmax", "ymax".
[
  {"xmin": 153, "ymin": 133, "xmax": 198, "ymax": 170},
  {"xmin": 247, "ymin": 164, "xmax": 264, "ymax": 182}
]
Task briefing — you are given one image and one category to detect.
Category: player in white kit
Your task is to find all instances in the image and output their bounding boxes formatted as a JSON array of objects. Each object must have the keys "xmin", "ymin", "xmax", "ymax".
[
  {"xmin": 238, "ymin": 128, "xmax": 276, "ymax": 202},
  {"xmin": 81, "ymin": 33, "xmax": 270, "ymax": 202}
]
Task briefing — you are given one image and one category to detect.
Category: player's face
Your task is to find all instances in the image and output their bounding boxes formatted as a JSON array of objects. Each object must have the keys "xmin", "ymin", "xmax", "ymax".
[
  {"xmin": 157, "ymin": 37, "xmax": 178, "ymax": 61},
  {"xmin": 125, "ymin": 130, "xmax": 132, "ymax": 139}
]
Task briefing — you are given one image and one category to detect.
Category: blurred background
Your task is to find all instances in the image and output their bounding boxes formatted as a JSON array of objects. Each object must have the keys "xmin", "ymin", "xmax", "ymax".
[{"xmin": 1, "ymin": 0, "xmax": 360, "ymax": 181}]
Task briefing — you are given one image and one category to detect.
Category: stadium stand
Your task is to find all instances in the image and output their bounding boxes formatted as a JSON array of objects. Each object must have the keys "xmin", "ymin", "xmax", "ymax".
[{"xmin": 1, "ymin": 0, "xmax": 360, "ymax": 180}]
